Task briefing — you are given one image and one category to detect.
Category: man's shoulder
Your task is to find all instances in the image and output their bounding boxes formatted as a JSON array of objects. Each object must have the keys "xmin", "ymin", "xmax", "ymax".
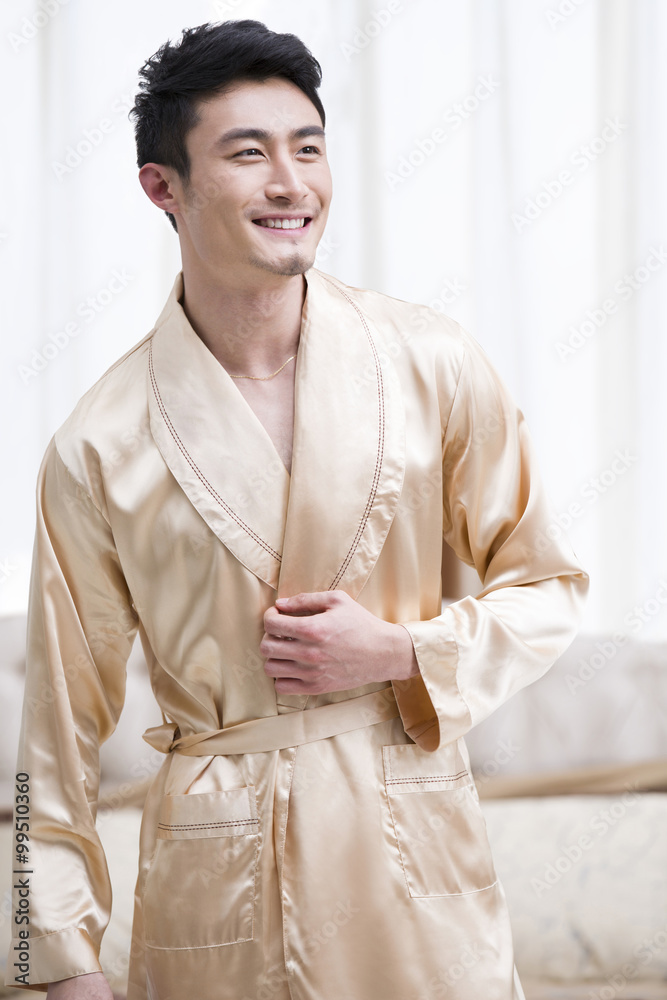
[
  {"xmin": 313, "ymin": 269, "xmax": 479, "ymax": 383},
  {"xmin": 53, "ymin": 327, "xmax": 156, "ymax": 495},
  {"xmin": 53, "ymin": 274, "xmax": 182, "ymax": 487},
  {"xmin": 316, "ymin": 271, "xmax": 470, "ymax": 348}
]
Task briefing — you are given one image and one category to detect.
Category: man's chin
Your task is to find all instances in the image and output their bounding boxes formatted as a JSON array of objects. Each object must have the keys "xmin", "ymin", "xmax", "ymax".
[{"xmin": 248, "ymin": 250, "xmax": 315, "ymax": 277}]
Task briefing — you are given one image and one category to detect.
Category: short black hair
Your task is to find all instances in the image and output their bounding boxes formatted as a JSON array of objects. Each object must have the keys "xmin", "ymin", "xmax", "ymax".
[{"xmin": 130, "ymin": 20, "xmax": 326, "ymax": 232}]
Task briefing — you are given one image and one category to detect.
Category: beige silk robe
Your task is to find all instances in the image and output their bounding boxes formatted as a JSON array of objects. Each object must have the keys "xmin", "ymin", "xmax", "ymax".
[{"xmin": 8, "ymin": 267, "xmax": 588, "ymax": 999}]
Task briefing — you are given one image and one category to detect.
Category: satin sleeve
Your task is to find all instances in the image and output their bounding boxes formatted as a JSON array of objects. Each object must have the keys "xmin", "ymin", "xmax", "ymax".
[
  {"xmin": 393, "ymin": 332, "xmax": 589, "ymax": 752},
  {"xmin": 6, "ymin": 437, "xmax": 138, "ymax": 991}
]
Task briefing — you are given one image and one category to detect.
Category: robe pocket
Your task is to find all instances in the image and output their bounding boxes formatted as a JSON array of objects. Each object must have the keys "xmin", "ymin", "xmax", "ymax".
[
  {"xmin": 382, "ymin": 742, "xmax": 497, "ymax": 898},
  {"xmin": 142, "ymin": 787, "xmax": 260, "ymax": 949}
]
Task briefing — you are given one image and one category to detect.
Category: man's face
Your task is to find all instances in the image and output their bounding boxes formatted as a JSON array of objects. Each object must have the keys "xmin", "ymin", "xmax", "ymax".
[{"xmin": 173, "ymin": 77, "xmax": 332, "ymax": 280}]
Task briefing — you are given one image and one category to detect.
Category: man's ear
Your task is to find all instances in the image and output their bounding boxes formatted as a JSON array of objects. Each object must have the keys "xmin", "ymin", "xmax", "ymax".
[{"xmin": 138, "ymin": 163, "xmax": 183, "ymax": 218}]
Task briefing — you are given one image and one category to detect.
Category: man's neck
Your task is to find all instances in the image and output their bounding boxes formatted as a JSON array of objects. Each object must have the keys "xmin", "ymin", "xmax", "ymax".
[{"xmin": 179, "ymin": 262, "xmax": 307, "ymax": 375}]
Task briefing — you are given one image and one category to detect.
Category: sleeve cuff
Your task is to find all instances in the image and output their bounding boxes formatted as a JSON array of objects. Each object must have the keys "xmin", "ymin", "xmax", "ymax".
[
  {"xmin": 6, "ymin": 925, "xmax": 102, "ymax": 992},
  {"xmin": 392, "ymin": 617, "xmax": 471, "ymax": 751}
]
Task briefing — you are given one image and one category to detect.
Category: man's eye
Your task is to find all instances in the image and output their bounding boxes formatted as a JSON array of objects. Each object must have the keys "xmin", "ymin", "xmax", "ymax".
[
  {"xmin": 300, "ymin": 146, "xmax": 320, "ymax": 155},
  {"xmin": 235, "ymin": 148, "xmax": 263, "ymax": 157}
]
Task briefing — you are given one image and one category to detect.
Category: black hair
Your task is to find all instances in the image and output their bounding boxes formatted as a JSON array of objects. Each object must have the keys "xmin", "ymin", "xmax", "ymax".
[{"xmin": 130, "ymin": 20, "xmax": 326, "ymax": 232}]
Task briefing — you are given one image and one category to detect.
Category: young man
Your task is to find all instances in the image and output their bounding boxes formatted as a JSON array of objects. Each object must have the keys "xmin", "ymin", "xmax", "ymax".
[{"xmin": 8, "ymin": 20, "xmax": 588, "ymax": 1000}]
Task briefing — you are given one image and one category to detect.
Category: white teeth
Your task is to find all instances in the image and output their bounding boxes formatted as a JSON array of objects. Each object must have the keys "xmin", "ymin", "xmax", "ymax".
[{"xmin": 256, "ymin": 218, "xmax": 306, "ymax": 229}]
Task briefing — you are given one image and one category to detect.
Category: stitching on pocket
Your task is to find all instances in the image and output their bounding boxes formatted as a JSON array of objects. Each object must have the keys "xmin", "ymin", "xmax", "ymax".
[
  {"xmin": 384, "ymin": 789, "xmax": 414, "ymax": 896},
  {"xmin": 382, "ymin": 744, "xmax": 496, "ymax": 897},
  {"xmin": 143, "ymin": 787, "xmax": 260, "ymax": 948},
  {"xmin": 384, "ymin": 793, "xmax": 496, "ymax": 898},
  {"xmin": 157, "ymin": 818, "xmax": 259, "ymax": 831},
  {"xmin": 385, "ymin": 770, "xmax": 469, "ymax": 786}
]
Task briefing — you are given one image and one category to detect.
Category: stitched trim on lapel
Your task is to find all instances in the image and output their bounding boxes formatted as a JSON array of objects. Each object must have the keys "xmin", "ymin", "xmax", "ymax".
[
  {"xmin": 319, "ymin": 275, "xmax": 386, "ymax": 590},
  {"xmin": 148, "ymin": 337, "xmax": 281, "ymax": 563}
]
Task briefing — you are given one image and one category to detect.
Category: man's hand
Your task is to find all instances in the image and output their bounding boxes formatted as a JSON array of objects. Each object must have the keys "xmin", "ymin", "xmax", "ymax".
[
  {"xmin": 47, "ymin": 972, "xmax": 115, "ymax": 999},
  {"xmin": 261, "ymin": 590, "xmax": 419, "ymax": 694}
]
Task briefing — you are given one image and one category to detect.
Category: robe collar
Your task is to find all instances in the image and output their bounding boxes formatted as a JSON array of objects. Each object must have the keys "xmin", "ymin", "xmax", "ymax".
[{"xmin": 147, "ymin": 268, "xmax": 405, "ymax": 600}]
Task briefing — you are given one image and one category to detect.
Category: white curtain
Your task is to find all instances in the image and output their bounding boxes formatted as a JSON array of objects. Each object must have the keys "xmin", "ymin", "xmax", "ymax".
[{"xmin": 1, "ymin": 0, "xmax": 666, "ymax": 639}]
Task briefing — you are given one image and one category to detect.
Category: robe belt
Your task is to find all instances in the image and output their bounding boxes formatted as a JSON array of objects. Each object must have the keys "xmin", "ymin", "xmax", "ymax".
[{"xmin": 142, "ymin": 687, "xmax": 401, "ymax": 756}]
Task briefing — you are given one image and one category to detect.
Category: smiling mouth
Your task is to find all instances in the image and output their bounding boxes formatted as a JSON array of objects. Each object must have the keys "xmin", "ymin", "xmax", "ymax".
[{"xmin": 252, "ymin": 216, "xmax": 312, "ymax": 229}]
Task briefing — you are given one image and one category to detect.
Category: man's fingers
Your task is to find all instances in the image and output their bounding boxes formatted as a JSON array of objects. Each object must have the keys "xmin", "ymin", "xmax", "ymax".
[
  {"xmin": 264, "ymin": 657, "xmax": 318, "ymax": 682},
  {"xmin": 261, "ymin": 632, "xmax": 323, "ymax": 665},
  {"xmin": 264, "ymin": 607, "xmax": 322, "ymax": 640},
  {"xmin": 265, "ymin": 590, "xmax": 347, "ymax": 636},
  {"xmin": 274, "ymin": 675, "xmax": 312, "ymax": 694},
  {"xmin": 264, "ymin": 607, "xmax": 297, "ymax": 637},
  {"xmin": 260, "ymin": 634, "xmax": 297, "ymax": 659},
  {"xmin": 263, "ymin": 656, "xmax": 299, "ymax": 677},
  {"xmin": 276, "ymin": 590, "xmax": 341, "ymax": 614}
]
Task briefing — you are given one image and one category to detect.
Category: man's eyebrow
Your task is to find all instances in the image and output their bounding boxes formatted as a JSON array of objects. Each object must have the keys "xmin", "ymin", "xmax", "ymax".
[{"xmin": 215, "ymin": 125, "xmax": 326, "ymax": 147}]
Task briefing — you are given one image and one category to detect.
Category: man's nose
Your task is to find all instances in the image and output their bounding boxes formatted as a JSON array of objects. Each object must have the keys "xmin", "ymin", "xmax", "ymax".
[{"xmin": 264, "ymin": 155, "xmax": 309, "ymax": 201}]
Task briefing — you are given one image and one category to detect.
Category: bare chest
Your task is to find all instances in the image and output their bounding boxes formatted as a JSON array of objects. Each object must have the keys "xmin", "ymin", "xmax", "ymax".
[{"xmin": 232, "ymin": 374, "xmax": 295, "ymax": 475}]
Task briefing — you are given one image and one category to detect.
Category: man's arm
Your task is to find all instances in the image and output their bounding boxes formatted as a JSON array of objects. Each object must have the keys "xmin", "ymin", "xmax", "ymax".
[
  {"xmin": 6, "ymin": 439, "xmax": 138, "ymax": 992},
  {"xmin": 390, "ymin": 331, "xmax": 589, "ymax": 750}
]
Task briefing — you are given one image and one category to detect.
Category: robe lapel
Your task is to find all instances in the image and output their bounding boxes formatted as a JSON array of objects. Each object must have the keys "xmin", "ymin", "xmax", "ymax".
[
  {"xmin": 147, "ymin": 269, "xmax": 406, "ymax": 600},
  {"xmin": 147, "ymin": 273, "xmax": 290, "ymax": 589},
  {"xmin": 277, "ymin": 268, "xmax": 405, "ymax": 601}
]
